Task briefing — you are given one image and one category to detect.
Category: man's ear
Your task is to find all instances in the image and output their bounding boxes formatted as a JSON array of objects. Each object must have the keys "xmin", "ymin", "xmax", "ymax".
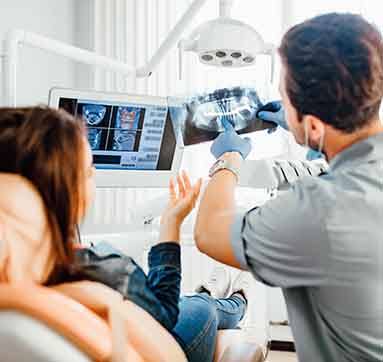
[{"xmin": 302, "ymin": 114, "xmax": 325, "ymax": 143}]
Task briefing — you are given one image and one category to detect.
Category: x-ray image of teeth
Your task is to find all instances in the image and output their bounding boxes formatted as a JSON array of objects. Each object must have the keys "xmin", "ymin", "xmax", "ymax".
[
  {"xmin": 87, "ymin": 128, "xmax": 103, "ymax": 150},
  {"xmin": 83, "ymin": 104, "xmax": 107, "ymax": 126},
  {"xmin": 169, "ymin": 87, "xmax": 276, "ymax": 146},
  {"xmin": 113, "ymin": 130, "xmax": 136, "ymax": 151},
  {"xmin": 116, "ymin": 106, "xmax": 141, "ymax": 130}
]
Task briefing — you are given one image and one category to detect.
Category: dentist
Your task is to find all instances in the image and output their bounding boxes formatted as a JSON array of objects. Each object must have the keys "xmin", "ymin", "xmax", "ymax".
[{"xmin": 195, "ymin": 13, "xmax": 383, "ymax": 362}]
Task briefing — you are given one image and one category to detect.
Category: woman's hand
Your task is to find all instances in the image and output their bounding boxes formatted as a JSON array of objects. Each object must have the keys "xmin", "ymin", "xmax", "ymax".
[{"xmin": 159, "ymin": 171, "xmax": 202, "ymax": 243}]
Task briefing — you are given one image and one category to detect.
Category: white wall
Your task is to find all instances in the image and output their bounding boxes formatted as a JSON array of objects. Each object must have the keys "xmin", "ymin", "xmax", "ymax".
[
  {"xmin": 0, "ymin": 0, "xmax": 93, "ymax": 106},
  {"xmin": 74, "ymin": 0, "xmax": 95, "ymax": 90}
]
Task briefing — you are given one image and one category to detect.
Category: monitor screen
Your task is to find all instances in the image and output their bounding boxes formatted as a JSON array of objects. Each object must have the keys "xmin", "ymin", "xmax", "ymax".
[{"xmin": 58, "ymin": 97, "xmax": 177, "ymax": 171}]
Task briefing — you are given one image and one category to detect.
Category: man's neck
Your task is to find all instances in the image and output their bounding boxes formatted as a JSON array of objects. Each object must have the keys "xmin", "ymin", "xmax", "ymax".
[{"xmin": 325, "ymin": 120, "xmax": 383, "ymax": 161}]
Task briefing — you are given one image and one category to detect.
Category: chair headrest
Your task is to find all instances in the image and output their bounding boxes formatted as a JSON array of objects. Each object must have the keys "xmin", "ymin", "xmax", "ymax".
[
  {"xmin": 0, "ymin": 284, "xmax": 112, "ymax": 362},
  {"xmin": 0, "ymin": 173, "xmax": 53, "ymax": 283},
  {"xmin": 0, "ymin": 173, "xmax": 47, "ymax": 237}
]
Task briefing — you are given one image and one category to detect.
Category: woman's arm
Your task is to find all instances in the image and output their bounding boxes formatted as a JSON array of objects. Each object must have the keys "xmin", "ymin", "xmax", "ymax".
[{"xmin": 143, "ymin": 172, "xmax": 201, "ymax": 329}]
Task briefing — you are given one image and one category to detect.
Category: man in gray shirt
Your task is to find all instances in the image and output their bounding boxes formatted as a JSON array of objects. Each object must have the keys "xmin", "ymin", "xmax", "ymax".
[{"xmin": 195, "ymin": 13, "xmax": 383, "ymax": 362}]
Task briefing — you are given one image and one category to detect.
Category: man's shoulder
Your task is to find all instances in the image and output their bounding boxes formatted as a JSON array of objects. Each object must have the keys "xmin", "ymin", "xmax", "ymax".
[{"xmin": 245, "ymin": 174, "xmax": 332, "ymax": 241}]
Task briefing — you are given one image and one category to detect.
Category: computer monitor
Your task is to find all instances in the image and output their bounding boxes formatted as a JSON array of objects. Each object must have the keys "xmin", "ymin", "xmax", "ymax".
[{"xmin": 49, "ymin": 88, "xmax": 183, "ymax": 188}]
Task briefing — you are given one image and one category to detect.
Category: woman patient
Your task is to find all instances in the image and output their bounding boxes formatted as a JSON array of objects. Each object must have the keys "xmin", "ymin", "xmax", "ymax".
[{"xmin": 0, "ymin": 107, "xmax": 249, "ymax": 362}]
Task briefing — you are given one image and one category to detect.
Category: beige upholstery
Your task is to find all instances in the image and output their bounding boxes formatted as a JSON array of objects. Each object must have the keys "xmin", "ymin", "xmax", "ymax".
[{"xmin": 0, "ymin": 173, "xmax": 53, "ymax": 284}]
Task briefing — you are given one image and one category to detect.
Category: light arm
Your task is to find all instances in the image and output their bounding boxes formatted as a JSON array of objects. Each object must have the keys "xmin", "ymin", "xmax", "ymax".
[
  {"xmin": 219, "ymin": 0, "xmax": 235, "ymax": 17},
  {"xmin": 2, "ymin": 0, "xmax": 208, "ymax": 106},
  {"xmin": 2, "ymin": 29, "xmax": 136, "ymax": 107}
]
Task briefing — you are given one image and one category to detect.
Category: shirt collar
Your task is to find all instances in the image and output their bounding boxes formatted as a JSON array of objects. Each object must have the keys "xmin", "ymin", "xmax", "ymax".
[{"xmin": 329, "ymin": 131, "xmax": 383, "ymax": 171}]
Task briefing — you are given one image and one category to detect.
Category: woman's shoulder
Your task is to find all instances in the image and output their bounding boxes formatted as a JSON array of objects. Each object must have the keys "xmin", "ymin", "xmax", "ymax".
[{"xmin": 71, "ymin": 242, "xmax": 140, "ymax": 289}]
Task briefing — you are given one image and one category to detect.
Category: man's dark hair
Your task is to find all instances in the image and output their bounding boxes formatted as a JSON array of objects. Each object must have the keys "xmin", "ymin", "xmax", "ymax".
[{"xmin": 279, "ymin": 13, "xmax": 383, "ymax": 133}]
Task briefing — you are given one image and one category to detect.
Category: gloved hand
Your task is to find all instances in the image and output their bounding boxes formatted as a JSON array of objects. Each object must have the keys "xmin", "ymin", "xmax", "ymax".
[
  {"xmin": 257, "ymin": 100, "xmax": 288, "ymax": 132},
  {"xmin": 306, "ymin": 149, "xmax": 324, "ymax": 160},
  {"xmin": 258, "ymin": 101, "xmax": 325, "ymax": 161},
  {"xmin": 210, "ymin": 118, "xmax": 252, "ymax": 159}
]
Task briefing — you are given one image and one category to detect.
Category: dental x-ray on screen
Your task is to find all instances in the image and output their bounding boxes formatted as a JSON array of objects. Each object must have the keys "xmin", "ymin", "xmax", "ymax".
[
  {"xmin": 56, "ymin": 94, "xmax": 176, "ymax": 171},
  {"xmin": 49, "ymin": 88, "xmax": 183, "ymax": 188}
]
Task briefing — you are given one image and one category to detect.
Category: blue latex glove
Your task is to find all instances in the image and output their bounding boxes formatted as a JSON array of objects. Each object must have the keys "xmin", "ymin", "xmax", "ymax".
[
  {"xmin": 258, "ymin": 101, "xmax": 325, "ymax": 161},
  {"xmin": 210, "ymin": 117, "xmax": 252, "ymax": 159},
  {"xmin": 257, "ymin": 100, "xmax": 288, "ymax": 132},
  {"xmin": 306, "ymin": 149, "xmax": 324, "ymax": 160}
]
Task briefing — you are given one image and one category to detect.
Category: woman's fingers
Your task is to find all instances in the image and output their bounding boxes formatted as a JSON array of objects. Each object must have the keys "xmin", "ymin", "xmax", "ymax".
[
  {"xmin": 177, "ymin": 174, "xmax": 186, "ymax": 197},
  {"xmin": 169, "ymin": 177, "xmax": 176, "ymax": 201},
  {"xmin": 173, "ymin": 172, "xmax": 200, "ymax": 202},
  {"xmin": 182, "ymin": 170, "xmax": 192, "ymax": 192}
]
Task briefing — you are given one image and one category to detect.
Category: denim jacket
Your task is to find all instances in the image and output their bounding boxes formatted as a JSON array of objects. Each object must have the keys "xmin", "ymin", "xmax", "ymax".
[{"xmin": 68, "ymin": 242, "xmax": 182, "ymax": 331}]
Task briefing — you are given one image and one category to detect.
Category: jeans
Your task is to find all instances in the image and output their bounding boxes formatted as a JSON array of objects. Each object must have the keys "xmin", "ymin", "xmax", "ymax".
[
  {"xmin": 68, "ymin": 242, "xmax": 246, "ymax": 361},
  {"xmin": 172, "ymin": 293, "xmax": 247, "ymax": 362}
]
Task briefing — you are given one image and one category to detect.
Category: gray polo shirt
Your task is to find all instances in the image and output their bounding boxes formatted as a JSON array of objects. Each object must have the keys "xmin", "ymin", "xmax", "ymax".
[{"xmin": 232, "ymin": 133, "xmax": 383, "ymax": 362}]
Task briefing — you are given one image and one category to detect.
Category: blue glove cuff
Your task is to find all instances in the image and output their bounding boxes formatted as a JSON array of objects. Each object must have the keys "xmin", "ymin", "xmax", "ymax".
[{"xmin": 211, "ymin": 130, "xmax": 251, "ymax": 159}]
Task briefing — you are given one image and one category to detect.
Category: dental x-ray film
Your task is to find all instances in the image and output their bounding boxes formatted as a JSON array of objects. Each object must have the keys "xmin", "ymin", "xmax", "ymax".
[{"xmin": 169, "ymin": 87, "xmax": 276, "ymax": 146}]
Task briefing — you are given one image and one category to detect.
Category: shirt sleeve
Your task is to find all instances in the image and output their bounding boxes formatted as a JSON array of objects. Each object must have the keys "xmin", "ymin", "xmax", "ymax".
[
  {"xmin": 146, "ymin": 242, "xmax": 181, "ymax": 329},
  {"xmin": 231, "ymin": 178, "xmax": 331, "ymax": 287}
]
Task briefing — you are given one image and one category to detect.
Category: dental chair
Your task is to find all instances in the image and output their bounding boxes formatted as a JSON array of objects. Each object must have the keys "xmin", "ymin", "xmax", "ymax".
[
  {"xmin": 0, "ymin": 284, "xmax": 263, "ymax": 362},
  {"xmin": 0, "ymin": 173, "xmax": 263, "ymax": 362}
]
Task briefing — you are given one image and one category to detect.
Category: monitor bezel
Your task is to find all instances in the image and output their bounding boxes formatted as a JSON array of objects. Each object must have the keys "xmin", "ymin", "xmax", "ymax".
[{"xmin": 48, "ymin": 87, "xmax": 184, "ymax": 188}]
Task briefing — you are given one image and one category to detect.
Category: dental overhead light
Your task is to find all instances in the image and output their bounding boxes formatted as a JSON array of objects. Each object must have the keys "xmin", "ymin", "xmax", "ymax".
[{"xmin": 178, "ymin": 0, "xmax": 275, "ymax": 78}]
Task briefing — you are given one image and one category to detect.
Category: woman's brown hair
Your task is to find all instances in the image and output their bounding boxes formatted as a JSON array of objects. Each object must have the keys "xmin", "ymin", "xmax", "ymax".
[{"xmin": 0, "ymin": 106, "xmax": 86, "ymax": 277}]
